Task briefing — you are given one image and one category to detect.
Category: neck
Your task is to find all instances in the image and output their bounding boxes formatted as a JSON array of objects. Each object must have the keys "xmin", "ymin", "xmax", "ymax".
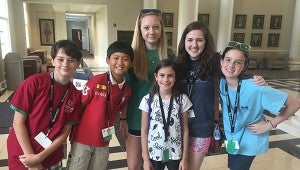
[
  {"xmin": 226, "ymin": 77, "xmax": 239, "ymax": 90},
  {"xmin": 53, "ymin": 72, "xmax": 70, "ymax": 85},
  {"xmin": 146, "ymin": 43, "xmax": 157, "ymax": 50},
  {"xmin": 159, "ymin": 90, "xmax": 172, "ymax": 100}
]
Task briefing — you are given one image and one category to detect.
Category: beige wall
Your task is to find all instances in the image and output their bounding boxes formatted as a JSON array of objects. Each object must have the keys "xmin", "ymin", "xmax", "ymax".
[
  {"xmin": 8, "ymin": 0, "xmax": 297, "ymax": 62},
  {"xmin": 232, "ymin": 0, "xmax": 295, "ymax": 52}
]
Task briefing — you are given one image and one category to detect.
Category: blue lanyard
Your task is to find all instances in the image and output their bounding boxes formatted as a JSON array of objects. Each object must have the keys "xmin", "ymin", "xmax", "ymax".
[{"xmin": 225, "ymin": 79, "xmax": 241, "ymax": 134}]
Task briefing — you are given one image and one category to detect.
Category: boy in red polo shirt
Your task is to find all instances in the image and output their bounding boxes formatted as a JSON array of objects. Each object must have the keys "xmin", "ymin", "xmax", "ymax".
[
  {"xmin": 7, "ymin": 40, "xmax": 82, "ymax": 170},
  {"xmin": 67, "ymin": 41, "xmax": 133, "ymax": 170}
]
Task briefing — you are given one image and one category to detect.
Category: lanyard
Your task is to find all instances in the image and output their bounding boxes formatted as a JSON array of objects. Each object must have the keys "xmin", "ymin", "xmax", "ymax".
[
  {"xmin": 105, "ymin": 72, "xmax": 125, "ymax": 127},
  {"xmin": 225, "ymin": 79, "xmax": 241, "ymax": 134},
  {"xmin": 158, "ymin": 94, "xmax": 173, "ymax": 142},
  {"xmin": 49, "ymin": 72, "xmax": 70, "ymax": 130}
]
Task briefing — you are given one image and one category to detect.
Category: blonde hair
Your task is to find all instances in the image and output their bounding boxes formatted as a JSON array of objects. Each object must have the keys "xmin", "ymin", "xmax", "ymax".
[{"xmin": 131, "ymin": 12, "xmax": 168, "ymax": 80}]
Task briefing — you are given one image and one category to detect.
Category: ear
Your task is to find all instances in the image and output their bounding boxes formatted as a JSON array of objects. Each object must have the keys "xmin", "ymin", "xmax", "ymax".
[
  {"xmin": 106, "ymin": 57, "xmax": 110, "ymax": 64},
  {"xmin": 154, "ymin": 73, "xmax": 158, "ymax": 81}
]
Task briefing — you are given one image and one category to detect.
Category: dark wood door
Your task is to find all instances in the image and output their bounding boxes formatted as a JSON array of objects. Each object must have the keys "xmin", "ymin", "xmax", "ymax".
[{"xmin": 72, "ymin": 29, "xmax": 82, "ymax": 50}]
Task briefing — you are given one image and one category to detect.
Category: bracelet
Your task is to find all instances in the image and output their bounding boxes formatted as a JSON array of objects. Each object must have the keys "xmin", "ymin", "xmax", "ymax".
[
  {"xmin": 120, "ymin": 117, "xmax": 127, "ymax": 121},
  {"xmin": 268, "ymin": 120, "xmax": 277, "ymax": 128}
]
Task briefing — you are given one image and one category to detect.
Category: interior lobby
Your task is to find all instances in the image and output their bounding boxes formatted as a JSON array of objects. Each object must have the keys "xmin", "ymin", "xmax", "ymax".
[{"xmin": 0, "ymin": 0, "xmax": 300, "ymax": 169}]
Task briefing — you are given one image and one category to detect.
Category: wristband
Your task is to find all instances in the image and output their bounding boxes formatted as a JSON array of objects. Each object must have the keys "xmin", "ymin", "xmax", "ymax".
[
  {"xmin": 268, "ymin": 120, "xmax": 277, "ymax": 128},
  {"xmin": 120, "ymin": 117, "xmax": 127, "ymax": 121}
]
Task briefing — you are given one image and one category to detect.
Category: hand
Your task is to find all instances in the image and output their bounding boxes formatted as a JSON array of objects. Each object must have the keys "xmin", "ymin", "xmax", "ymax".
[
  {"xmin": 179, "ymin": 159, "xmax": 188, "ymax": 170},
  {"xmin": 251, "ymin": 75, "xmax": 268, "ymax": 86},
  {"xmin": 28, "ymin": 163, "xmax": 44, "ymax": 170},
  {"xmin": 119, "ymin": 120, "xmax": 129, "ymax": 139},
  {"xmin": 143, "ymin": 159, "xmax": 153, "ymax": 170},
  {"xmin": 246, "ymin": 119, "xmax": 272, "ymax": 134},
  {"xmin": 19, "ymin": 153, "xmax": 41, "ymax": 167}
]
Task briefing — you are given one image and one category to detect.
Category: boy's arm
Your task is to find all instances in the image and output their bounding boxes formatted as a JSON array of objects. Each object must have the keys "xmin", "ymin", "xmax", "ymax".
[
  {"xmin": 179, "ymin": 111, "xmax": 189, "ymax": 170},
  {"xmin": 13, "ymin": 111, "xmax": 35, "ymax": 154},
  {"xmin": 20, "ymin": 124, "xmax": 72, "ymax": 167}
]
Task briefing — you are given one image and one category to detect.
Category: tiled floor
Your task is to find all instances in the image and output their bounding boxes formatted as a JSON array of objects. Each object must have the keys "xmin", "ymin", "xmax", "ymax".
[{"xmin": 0, "ymin": 59, "xmax": 300, "ymax": 170}]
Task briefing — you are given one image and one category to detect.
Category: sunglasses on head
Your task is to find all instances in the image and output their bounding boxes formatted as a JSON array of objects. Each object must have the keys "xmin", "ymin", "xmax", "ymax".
[
  {"xmin": 140, "ymin": 9, "xmax": 161, "ymax": 15},
  {"xmin": 227, "ymin": 41, "xmax": 251, "ymax": 52}
]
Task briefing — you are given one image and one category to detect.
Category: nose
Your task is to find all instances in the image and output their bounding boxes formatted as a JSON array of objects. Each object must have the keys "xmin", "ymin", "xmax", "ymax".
[{"xmin": 192, "ymin": 40, "xmax": 197, "ymax": 47}]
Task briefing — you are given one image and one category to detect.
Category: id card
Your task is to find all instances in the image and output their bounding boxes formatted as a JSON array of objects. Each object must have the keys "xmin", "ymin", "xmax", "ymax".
[
  {"xmin": 34, "ymin": 132, "xmax": 52, "ymax": 149},
  {"xmin": 225, "ymin": 140, "xmax": 240, "ymax": 154},
  {"xmin": 102, "ymin": 126, "xmax": 115, "ymax": 141},
  {"xmin": 162, "ymin": 148, "xmax": 170, "ymax": 163}
]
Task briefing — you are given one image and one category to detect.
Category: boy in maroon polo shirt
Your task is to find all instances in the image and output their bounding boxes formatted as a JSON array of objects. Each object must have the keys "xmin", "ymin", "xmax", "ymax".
[
  {"xmin": 67, "ymin": 41, "xmax": 133, "ymax": 170},
  {"xmin": 7, "ymin": 40, "xmax": 82, "ymax": 169}
]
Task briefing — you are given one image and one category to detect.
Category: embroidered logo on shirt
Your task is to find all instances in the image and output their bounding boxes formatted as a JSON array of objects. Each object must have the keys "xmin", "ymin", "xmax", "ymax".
[
  {"xmin": 96, "ymin": 84, "xmax": 107, "ymax": 90},
  {"xmin": 64, "ymin": 100, "xmax": 75, "ymax": 113}
]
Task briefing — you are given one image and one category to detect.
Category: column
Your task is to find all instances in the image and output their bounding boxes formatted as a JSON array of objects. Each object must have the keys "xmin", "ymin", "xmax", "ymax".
[
  {"xmin": 177, "ymin": 0, "xmax": 199, "ymax": 47},
  {"xmin": 216, "ymin": 0, "xmax": 234, "ymax": 52},
  {"xmin": 143, "ymin": 0, "xmax": 157, "ymax": 9},
  {"xmin": 288, "ymin": 0, "xmax": 300, "ymax": 70}
]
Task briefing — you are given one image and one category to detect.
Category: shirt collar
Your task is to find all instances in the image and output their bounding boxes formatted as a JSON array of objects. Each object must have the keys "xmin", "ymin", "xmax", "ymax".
[{"xmin": 109, "ymin": 71, "xmax": 125, "ymax": 89}]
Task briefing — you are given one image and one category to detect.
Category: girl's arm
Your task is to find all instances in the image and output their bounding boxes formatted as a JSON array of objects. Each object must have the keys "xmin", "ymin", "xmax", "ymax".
[
  {"xmin": 20, "ymin": 124, "xmax": 72, "ymax": 168},
  {"xmin": 141, "ymin": 110, "xmax": 153, "ymax": 170},
  {"xmin": 179, "ymin": 111, "xmax": 189, "ymax": 170},
  {"xmin": 119, "ymin": 106, "xmax": 129, "ymax": 139},
  {"xmin": 268, "ymin": 94, "xmax": 300, "ymax": 128},
  {"xmin": 247, "ymin": 94, "xmax": 300, "ymax": 134},
  {"xmin": 252, "ymin": 75, "xmax": 267, "ymax": 85}
]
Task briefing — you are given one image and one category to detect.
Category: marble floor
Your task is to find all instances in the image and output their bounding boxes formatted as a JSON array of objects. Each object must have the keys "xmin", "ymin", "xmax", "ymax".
[{"xmin": 0, "ymin": 58, "xmax": 300, "ymax": 170}]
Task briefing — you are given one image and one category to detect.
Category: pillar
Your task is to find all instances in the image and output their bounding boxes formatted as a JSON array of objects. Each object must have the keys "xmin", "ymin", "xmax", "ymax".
[
  {"xmin": 288, "ymin": 0, "xmax": 300, "ymax": 70},
  {"xmin": 216, "ymin": 0, "xmax": 234, "ymax": 52},
  {"xmin": 177, "ymin": 0, "xmax": 199, "ymax": 48},
  {"xmin": 143, "ymin": 0, "xmax": 157, "ymax": 9}
]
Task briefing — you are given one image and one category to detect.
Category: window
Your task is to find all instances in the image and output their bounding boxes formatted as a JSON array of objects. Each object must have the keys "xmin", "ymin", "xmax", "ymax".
[{"xmin": 0, "ymin": 0, "xmax": 11, "ymax": 59}]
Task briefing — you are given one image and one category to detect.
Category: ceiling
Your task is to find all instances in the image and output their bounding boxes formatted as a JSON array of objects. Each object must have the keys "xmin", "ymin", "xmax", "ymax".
[
  {"xmin": 52, "ymin": 4, "xmax": 105, "ymax": 13},
  {"xmin": 51, "ymin": 4, "xmax": 105, "ymax": 22}
]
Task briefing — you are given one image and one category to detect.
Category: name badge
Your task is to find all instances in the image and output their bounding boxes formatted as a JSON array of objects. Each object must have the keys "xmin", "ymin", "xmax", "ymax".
[
  {"xmin": 225, "ymin": 140, "xmax": 240, "ymax": 154},
  {"xmin": 34, "ymin": 132, "xmax": 52, "ymax": 149},
  {"xmin": 102, "ymin": 126, "xmax": 115, "ymax": 141}
]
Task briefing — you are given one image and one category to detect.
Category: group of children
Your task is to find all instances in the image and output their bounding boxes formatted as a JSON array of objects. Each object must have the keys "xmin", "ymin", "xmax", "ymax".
[{"xmin": 7, "ymin": 10, "xmax": 300, "ymax": 170}]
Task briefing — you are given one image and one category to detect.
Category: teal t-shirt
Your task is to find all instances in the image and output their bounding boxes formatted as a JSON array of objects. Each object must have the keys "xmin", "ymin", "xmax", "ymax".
[{"xmin": 125, "ymin": 49, "xmax": 175, "ymax": 130}]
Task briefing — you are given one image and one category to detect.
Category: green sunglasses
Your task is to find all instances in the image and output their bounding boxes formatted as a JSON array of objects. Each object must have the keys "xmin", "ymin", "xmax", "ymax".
[
  {"xmin": 227, "ymin": 41, "xmax": 251, "ymax": 52},
  {"xmin": 140, "ymin": 9, "xmax": 161, "ymax": 15}
]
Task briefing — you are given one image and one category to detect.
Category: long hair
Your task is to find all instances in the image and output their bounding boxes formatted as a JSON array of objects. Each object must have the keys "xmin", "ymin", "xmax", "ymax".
[
  {"xmin": 176, "ymin": 21, "xmax": 216, "ymax": 80},
  {"xmin": 131, "ymin": 12, "xmax": 168, "ymax": 81}
]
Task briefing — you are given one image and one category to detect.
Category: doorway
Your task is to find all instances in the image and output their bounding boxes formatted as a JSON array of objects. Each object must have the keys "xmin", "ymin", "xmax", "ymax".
[{"xmin": 72, "ymin": 29, "xmax": 82, "ymax": 50}]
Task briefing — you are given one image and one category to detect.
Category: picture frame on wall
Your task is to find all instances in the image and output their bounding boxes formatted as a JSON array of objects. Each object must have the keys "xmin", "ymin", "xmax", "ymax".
[
  {"xmin": 162, "ymin": 13, "xmax": 173, "ymax": 27},
  {"xmin": 233, "ymin": 33, "xmax": 245, "ymax": 43},
  {"xmin": 39, "ymin": 19, "xmax": 55, "ymax": 46},
  {"xmin": 252, "ymin": 15, "xmax": 264, "ymax": 29},
  {"xmin": 250, "ymin": 33, "xmax": 262, "ymax": 47},
  {"xmin": 198, "ymin": 14, "xmax": 209, "ymax": 26},
  {"xmin": 268, "ymin": 33, "xmax": 280, "ymax": 47},
  {"xmin": 165, "ymin": 32, "xmax": 172, "ymax": 46},
  {"xmin": 270, "ymin": 15, "xmax": 282, "ymax": 29},
  {"xmin": 235, "ymin": 15, "xmax": 247, "ymax": 28}
]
